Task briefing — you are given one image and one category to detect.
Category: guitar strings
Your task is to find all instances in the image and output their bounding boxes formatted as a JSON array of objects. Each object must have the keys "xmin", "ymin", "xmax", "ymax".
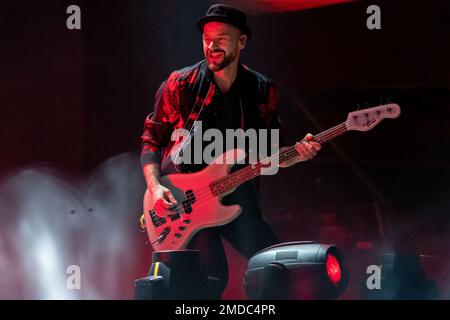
[
  {"xmin": 157, "ymin": 109, "xmax": 395, "ymax": 219},
  {"xmin": 166, "ymin": 123, "xmax": 350, "ymax": 217},
  {"xmin": 203, "ymin": 125, "xmax": 348, "ymax": 198},
  {"xmin": 161, "ymin": 121, "xmax": 351, "ymax": 218},
  {"xmin": 211, "ymin": 123, "xmax": 347, "ymax": 186},
  {"xmin": 193, "ymin": 122, "xmax": 347, "ymax": 191},
  {"xmin": 172, "ymin": 123, "xmax": 349, "ymax": 215},
  {"xmin": 197, "ymin": 123, "xmax": 348, "ymax": 193}
]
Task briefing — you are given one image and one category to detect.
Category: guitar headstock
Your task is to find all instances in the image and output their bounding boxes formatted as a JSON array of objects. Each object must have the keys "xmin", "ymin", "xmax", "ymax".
[{"xmin": 345, "ymin": 103, "xmax": 401, "ymax": 132}]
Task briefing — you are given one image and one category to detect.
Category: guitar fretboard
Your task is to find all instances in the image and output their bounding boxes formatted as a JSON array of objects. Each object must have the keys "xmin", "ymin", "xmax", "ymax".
[{"xmin": 209, "ymin": 122, "xmax": 348, "ymax": 196}]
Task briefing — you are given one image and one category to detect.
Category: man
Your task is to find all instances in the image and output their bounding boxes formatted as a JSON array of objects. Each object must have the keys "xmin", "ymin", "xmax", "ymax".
[{"xmin": 140, "ymin": 4, "xmax": 321, "ymax": 298}]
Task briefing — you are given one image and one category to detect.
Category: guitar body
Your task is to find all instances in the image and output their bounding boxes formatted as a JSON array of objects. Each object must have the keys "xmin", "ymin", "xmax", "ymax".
[{"xmin": 143, "ymin": 148, "xmax": 245, "ymax": 251}]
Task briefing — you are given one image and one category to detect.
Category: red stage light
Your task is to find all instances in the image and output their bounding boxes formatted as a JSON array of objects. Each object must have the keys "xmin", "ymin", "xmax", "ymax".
[
  {"xmin": 326, "ymin": 253, "xmax": 342, "ymax": 285},
  {"xmin": 245, "ymin": 242, "xmax": 348, "ymax": 299}
]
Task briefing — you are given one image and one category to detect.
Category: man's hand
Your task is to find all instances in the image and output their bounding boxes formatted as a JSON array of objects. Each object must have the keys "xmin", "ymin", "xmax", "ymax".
[
  {"xmin": 280, "ymin": 133, "xmax": 321, "ymax": 168},
  {"xmin": 143, "ymin": 163, "xmax": 178, "ymax": 216},
  {"xmin": 149, "ymin": 184, "xmax": 179, "ymax": 216},
  {"xmin": 295, "ymin": 133, "xmax": 321, "ymax": 161}
]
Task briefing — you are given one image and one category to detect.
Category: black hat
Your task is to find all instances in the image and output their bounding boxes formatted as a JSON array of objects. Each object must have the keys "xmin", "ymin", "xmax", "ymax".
[{"xmin": 196, "ymin": 4, "xmax": 252, "ymax": 39}]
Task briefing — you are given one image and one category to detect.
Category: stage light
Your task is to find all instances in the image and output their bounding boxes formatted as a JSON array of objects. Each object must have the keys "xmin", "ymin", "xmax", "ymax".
[
  {"xmin": 135, "ymin": 250, "xmax": 219, "ymax": 300},
  {"xmin": 244, "ymin": 241, "xmax": 349, "ymax": 300},
  {"xmin": 326, "ymin": 253, "xmax": 342, "ymax": 286}
]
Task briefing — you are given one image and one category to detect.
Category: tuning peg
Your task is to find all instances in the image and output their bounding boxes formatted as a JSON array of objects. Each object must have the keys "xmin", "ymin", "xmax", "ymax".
[
  {"xmin": 386, "ymin": 96, "xmax": 393, "ymax": 103},
  {"xmin": 356, "ymin": 103, "xmax": 361, "ymax": 110},
  {"xmin": 363, "ymin": 102, "xmax": 369, "ymax": 108}
]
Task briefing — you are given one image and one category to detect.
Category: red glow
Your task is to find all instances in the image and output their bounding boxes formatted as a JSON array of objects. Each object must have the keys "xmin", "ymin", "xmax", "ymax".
[
  {"xmin": 325, "ymin": 253, "xmax": 342, "ymax": 285},
  {"xmin": 220, "ymin": 0, "xmax": 357, "ymax": 14}
]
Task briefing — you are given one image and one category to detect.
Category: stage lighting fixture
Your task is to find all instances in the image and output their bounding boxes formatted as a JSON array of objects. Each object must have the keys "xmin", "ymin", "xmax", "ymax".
[
  {"xmin": 135, "ymin": 250, "xmax": 220, "ymax": 300},
  {"xmin": 244, "ymin": 241, "xmax": 349, "ymax": 299}
]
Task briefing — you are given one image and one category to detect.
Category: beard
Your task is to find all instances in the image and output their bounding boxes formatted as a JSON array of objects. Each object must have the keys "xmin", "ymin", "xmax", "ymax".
[{"xmin": 205, "ymin": 49, "xmax": 237, "ymax": 72}]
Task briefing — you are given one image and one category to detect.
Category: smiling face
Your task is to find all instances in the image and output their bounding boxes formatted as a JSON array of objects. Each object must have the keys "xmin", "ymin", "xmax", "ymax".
[{"xmin": 202, "ymin": 21, "xmax": 247, "ymax": 72}]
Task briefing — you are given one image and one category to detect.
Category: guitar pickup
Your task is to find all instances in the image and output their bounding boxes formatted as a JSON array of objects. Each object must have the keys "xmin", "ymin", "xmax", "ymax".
[
  {"xmin": 149, "ymin": 209, "xmax": 166, "ymax": 227},
  {"xmin": 168, "ymin": 213, "xmax": 181, "ymax": 221}
]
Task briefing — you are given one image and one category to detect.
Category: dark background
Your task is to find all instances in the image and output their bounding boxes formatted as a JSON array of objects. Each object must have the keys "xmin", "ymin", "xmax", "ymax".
[{"xmin": 0, "ymin": 0, "xmax": 449, "ymax": 299}]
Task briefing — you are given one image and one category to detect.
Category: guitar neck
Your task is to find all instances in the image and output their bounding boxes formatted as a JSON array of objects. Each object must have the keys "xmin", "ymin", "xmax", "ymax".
[{"xmin": 209, "ymin": 122, "xmax": 348, "ymax": 196}]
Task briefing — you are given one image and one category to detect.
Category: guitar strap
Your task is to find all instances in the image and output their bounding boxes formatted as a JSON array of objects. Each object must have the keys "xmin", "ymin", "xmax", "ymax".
[
  {"xmin": 163, "ymin": 72, "xmax": 213, "ymax": 173},
  {"xmin": 164, "ymin": 64, "xmax": 246, "ymax": 173}
]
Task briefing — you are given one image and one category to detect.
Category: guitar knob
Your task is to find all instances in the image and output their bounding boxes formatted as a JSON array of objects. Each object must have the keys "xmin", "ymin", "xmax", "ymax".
[{"xmin": 179, "ymin": 226, "xmax": 186, "ymax": 231}]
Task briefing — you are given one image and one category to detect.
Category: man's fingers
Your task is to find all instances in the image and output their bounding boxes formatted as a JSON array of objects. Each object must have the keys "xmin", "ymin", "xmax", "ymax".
[
  {"xmin": 165, "ymin": 191, "xmax": 178, "ymax": 205},
  {"xmin": 158, "ymin": 198, "xmax": 172, "ymax": 209},
  {"xmin": 163, "ymin": 191, "xmax": 179, "ymax": 210},
  {"xmin": 295, "ymin": 141, "xmax": 306, "ymax": 154},
  {"xmin": 295, "ymin": 142, "xmax": 313, "ymax": 159},
  {"xmin": 284, "ymin": 137, "xmax": 320, "ymax": 167},
  {"xmin": 296, "ymin": 142, "xmax": 316, "ymax": 159},
  {"xmin": 305, "ymin": 143, "xmax": 317, "ymax": 156},
  {"xmin": 303, "ymin": 134, "xmax": 321, "ymax": 151},
  {"xmin": 304, "ymin": 134, "xmax": 320, "ymax": 148},
  {"xmin": 310, "ymin": 141, "xmax": 321, "ymax": 151}
]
